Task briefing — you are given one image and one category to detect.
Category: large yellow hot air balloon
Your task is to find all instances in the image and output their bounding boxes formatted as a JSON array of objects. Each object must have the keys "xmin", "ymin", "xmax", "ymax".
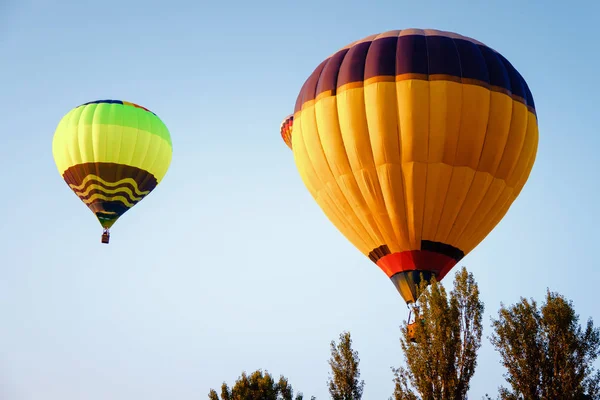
[
  {"xmin": 52, "ymin": 100, "xmax": 173, "ymax": 244},
  {"xmin": 285, "ymin": 29, "xmax": 538, "ymax": 304}
]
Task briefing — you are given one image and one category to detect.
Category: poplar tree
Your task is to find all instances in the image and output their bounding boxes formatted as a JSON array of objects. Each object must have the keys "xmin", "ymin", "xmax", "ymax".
[
  {"xmin": 208, "ymin": 369, "xmax": 313, "ymax": 400},
  {"xmin": 391, "ymin": 267, "xmax": 484, "ymax": 400},
  {"xmin": 327, "ymin": 331, "xmax": 365, "ymax": 400},
  {"xmin": 489, "ymin": 290, "xmax": 600, "ymax": 399}
]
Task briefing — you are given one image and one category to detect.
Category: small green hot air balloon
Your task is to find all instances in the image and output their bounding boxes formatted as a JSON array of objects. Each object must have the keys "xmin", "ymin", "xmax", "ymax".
[{"xmin": 52, "ymin": 100, "xmax": 173, "ymax": 244}]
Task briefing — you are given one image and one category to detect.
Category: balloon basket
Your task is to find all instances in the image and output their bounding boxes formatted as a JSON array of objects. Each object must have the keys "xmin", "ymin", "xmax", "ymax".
[
  {"xmin": 407, "ymin": 308, "xmax": 418, "ymax": 343},
  {"xmin": 407, "ymin": 322, "xmax": 417, "ymax": 343},
  {"xmin": 101, "ymin": 229, "xmax": 110, "ymax": 244}
]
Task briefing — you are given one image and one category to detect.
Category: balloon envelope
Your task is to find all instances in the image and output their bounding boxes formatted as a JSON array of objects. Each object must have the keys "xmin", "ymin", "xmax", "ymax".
[
  {"xmin": 288, "ymin": 29, "xmax": 538, "ymax": 303},
  {"xmin": 52, "ymin": 100, "xmax": 173, "ymax": 240},
  {"xmin": 280, "ymin": 114, "xmax": 294, "ymax": 150}
]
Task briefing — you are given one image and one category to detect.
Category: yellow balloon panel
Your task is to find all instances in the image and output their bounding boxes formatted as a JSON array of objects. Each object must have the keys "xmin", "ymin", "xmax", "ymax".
[{"xmin": 294, "ymin": 79, "xmax": 538, "ymax": 256}]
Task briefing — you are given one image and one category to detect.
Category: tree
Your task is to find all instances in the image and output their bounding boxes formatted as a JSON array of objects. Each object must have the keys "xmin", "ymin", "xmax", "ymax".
[
  {"xmin": 208, "ymin": 369, "xmax": 314, "ymax": 400},
  {"xmin": 489, "ymin": 290, "xmax": 600, "ymax": 399},
  {"xmin": 327, "ymin": 331, "xmax": 365, "ymax": 400},
  {"xmin": 391, "ymin": 266, "xmax": 485, "ymax": 400}
]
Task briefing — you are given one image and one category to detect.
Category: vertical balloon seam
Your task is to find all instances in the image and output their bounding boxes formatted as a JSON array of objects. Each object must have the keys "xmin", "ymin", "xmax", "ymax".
[
  {"xmin": 133, "ymin": 110, "xmax": 152, "ymax": 196},
  {"xmin": 348, "ymin": 37, "xmax": 398, "ymax": 251},
  {"xmin": 451, "ymin": 47, "xmax": 506, "ymax": 246},
  {"xmin": 395, "ymin": 35, "xmax": 423, "ymax": 252},
  {"xmin": 94, "ymin": 104, "xmax": 102, "ymax": 190},
  {"xmin": 321, "ymin": 52, "xmax": 376, "ymax": 250},
  {"xmin": 101, "ymin": 136, "xmax": 152, "ymax": 225},
  {"xmin": 316, "ymin": 55, "xmax": 380, "ymax": 252},
  {"xmin": 72, "ymin": 108, "xmax": 85, "ymax": 199},
  {"xmin": 369, "ymin": 33, "xmax": 404, "ymax": 251},
  {"xmin": 75, "ymin": 107, "xmax": 87, "ymax": 189},
  {"xmin": 61, "ymin": 109, "xmax": 77, "ymax": 193},
  {"xmin": 495, "ymin": 109, "xmax": 534, "ymax": 227},
  {"xmin": 497, "ymin": 56, "xmax": 528, "ymax": 184},
  {"xmin": 462, "ymin": 106, "xmax": 530, "ymax": 251},
  {"xmin": 347, "ymin": 45, "xmax": 396, "ymax": 251},
  {"xmin": 361, "ymin": 34, "xmax": 406, "ymax": 253},
  {"xmin": 455, "ymin": 50, "xmax": 516, "ymax": 251},
  {"xmin": 429, "ymin": 35, "xmax": 464, "ymax": 246},
  {"xmin": 318, "ymin": 48, "xmax": 383, "ymax": 250},
  {"xmin": 143, "ymin": 109, "xmax": 164, "ymax": 179},
  {"xmin": 302, "ymin": 95, "xmax": 371, "ymax": 253},
  {"xmin": 440, "ymin": 39, "xmax": 477, "ymax": 246},
  {"xmin": 442, "ymin": 40, "xmax": 469, "ymax": 250},
  {"xmin": 454, "ymin": 53, "xmax": 515, "ymax": 250},
  {"xmin": 374, "ymin": 33, "xmax": 404, "ymax": 250},
  {"xmin": 468, "ymin": 60, "xmax": 533, "ymax": 248},
  {"xmin": 507, "ymin": 68, "xmax": 533, "ymax": 187},
  {"xmin": 295, "ymin": 77, "xmax": 355, "ymax": 249},
  {"xmin": 395, "ymin": 60, "xmax": 413, "ymax": 258},
  {"xmin": 515, "ymin": 137, "xmax": 537, "ymax": 200},
  {"xmin": 442, "ymin": 38, "xmax": 493, "ymax": 249},
  {"xmin": 135, "ymin": 104, "xmax": 172, "ymax": 187},
  {"xmin": 114, "ymin": 104, "xmax": 126, "ymax": 205},
  {"xmin": 418, "ymin": 34, "xmax": 434, "ymax": 253},
  {"xmin": 80, "ymin": 106, "xmax": 91, "ymax": 198},
  {"xmin": 318, "ymin": 133, "xmax": 373, "ymax": 254},
  {"xmin": 312, "ymin": 57, "xmax": 353, "ymax": 240},
  {"xmin": 354, "ymin": 38, "xmax": 383, "ymax": 247}
]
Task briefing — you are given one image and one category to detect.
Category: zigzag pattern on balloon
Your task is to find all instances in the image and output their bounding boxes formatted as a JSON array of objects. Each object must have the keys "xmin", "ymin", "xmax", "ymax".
[
  {"xmin": 62, "ymin": 162, "xmax": 158, "ymax": 228},
  {"xmin": 69, "ymin": 175, "xmax": 151, "ymax": 207}
]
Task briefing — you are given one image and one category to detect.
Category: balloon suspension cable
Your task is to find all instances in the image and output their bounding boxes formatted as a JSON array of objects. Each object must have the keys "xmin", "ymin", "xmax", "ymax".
[
  {"xmin": 101, "ymin": 228, "xmax": 110, "ymax": 244},
  {"xmin": 406, "ymin": 302, "xmax": 417, "ymax": 323}
]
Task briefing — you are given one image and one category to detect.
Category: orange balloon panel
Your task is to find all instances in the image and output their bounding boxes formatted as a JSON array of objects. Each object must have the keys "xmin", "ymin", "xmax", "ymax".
[{"xmin": 288, "ymin": 29, "xmax": 538, "ymax": 303}]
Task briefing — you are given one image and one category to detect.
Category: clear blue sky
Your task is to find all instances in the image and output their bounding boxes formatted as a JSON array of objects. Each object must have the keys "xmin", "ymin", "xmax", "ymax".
[{"xmin": 1, "ymin": 0, "xmax": 599, "ymax": 398}]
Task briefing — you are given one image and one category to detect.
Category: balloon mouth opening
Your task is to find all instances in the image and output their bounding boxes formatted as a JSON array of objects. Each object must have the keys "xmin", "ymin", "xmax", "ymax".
[{"xmin": 390, "ymin": 270, "xmax": 437, "ymax": 304}]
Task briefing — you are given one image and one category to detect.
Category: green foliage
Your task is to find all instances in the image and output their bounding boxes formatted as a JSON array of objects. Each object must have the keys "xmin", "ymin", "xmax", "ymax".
[
  {"xmin": 207, "ymin": 369, "xmax": 313, "ymax": 400},
  {"xmin": 391, "ymin": 266, "xmax": 484, "ymax": 400},
  {"xmin": 327, "ymin": 331, "xmax": 365, "ymax": 400},
  {"xmin": 490, "ymin": 290, "xmax": 600, "ymax": 399}
]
